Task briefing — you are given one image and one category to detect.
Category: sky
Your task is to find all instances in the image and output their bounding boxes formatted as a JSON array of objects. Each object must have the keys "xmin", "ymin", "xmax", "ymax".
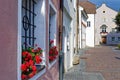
[{"xmin": 89, "ymin": 0, "xmax": 120, "ymax": 11}]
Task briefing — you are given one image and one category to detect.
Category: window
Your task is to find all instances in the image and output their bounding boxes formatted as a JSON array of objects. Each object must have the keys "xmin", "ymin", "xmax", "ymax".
[
  {"xmin": 102, "ymin": 27, "xmax": 106, "ymax": 32},
  {"xmin": 100, "ymin": 24, "xmax": 107, "ymax": 33},
  {"xmin": 118, "ymin": 37, "xmax": 120, "ymax": 41},
  {"xmin": 49, "ymin": 1, "xmax": 58, "ymax": 67},
  {"xmin": 21, "ymin": 0, "xmax": 46, "ymax": 79},
  {"xmin": 49, "ymin": 6, "xmax": 56, "ymax": 44},
  {"xmin": 111, "ymin": 37, "xmax": 115, "ymax": 41},
  {"xmin": 112, "ymin": 28, "xmax": 116, "ymax": 32},
  {"xmin": 22, "ymin": 0, "xmax": 36, "ymax": 49},
  {"xmin": 87, "ymin": 21, "xmax": 90, "ymax": 27}
]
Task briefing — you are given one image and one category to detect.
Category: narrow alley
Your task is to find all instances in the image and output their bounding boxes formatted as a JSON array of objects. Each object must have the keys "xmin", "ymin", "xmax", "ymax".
[
  {"xmin": 64, "ymin": 45, "xmax": 120, "ymax": 80},
  {"xmin": 1, "ymin": 0, "xmax": 120, "ymax": 80}
]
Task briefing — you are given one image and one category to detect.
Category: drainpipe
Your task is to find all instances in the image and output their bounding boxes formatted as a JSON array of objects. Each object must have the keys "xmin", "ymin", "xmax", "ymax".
[
  {"xmin": 59, "ymin": 0, "xmax": 63, "ymax": 51},
  {"xmin": 59, "ymin": 0, "xmax": 64, "ymax": 80},
  {"xmin": 76, "ymin": 0, "xmax": 79, "ymax": 53}
]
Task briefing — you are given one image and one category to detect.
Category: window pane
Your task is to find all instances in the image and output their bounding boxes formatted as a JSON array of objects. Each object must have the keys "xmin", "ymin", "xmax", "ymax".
[
  {"xmin": 111, "ymin": 37, "xmax": 115, "ymax": 41},
  {"xmin": 22, "ymin": 0, "xmax": 36, "ymax": 49},
  {"xmin": 118, "ymin": 37, "xmax": 120, "ymax": 41}
]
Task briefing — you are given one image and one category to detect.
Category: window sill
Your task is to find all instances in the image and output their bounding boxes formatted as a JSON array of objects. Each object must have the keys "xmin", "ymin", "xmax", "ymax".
[
  {"xmin": 48, "ymin": 59, "xmax": 57, "ymax": 69},
  {"xmin": 29, "ymin": 65, "xmax": 46, "ymax": 80}
]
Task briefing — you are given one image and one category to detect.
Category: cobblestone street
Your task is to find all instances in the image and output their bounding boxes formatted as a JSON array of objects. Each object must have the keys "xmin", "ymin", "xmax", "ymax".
[
  {"xmin": 64, "ymin": 45, "xmax": 120, "ymax": 80},
  {"xmin": 86, "ymin": 46, "xmax": 120, "ymax": 80}
]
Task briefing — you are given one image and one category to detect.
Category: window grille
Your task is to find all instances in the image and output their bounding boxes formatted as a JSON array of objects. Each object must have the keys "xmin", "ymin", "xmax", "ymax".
[{"xmin": 22, "ymin": 0, "xmax": 36, "ymax": 49}]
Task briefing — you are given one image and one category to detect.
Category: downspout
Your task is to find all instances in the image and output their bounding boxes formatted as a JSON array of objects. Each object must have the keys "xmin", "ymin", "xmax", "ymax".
[
  {"xmin": 59, "ymin": 0, "xmax": 63, "ymax": 51},
  {"xmin": 59, "ymin": 0, "xmax": 64, "ymax": 80},
  {"xmin": 94, "ymin": 14, "xmax": 95, "ymax": 46},
  {"xmin": 76, "ymin": 0, "xmax": 79, "ymax": 53}
]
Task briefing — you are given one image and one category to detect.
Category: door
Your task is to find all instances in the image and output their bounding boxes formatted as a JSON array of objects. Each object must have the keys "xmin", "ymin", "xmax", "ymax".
[{"xmin": 101, "ymin": 36, "xmax": 106, "ymax": 44}]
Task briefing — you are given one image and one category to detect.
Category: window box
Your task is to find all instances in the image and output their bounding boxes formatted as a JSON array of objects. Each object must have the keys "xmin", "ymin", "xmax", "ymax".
[
  {"xmin": 21, "ymin": 45, "xmax": 45, "ymax": 80},
  {"xmin": 49, "ymin": 40, "xmax": 58, "ymax": 63}
]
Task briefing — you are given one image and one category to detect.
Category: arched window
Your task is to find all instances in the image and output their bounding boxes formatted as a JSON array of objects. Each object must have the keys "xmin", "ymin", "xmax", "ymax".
[{"xmin": 100, "ymin": 24, "xmax": 108, "ymax": 33}]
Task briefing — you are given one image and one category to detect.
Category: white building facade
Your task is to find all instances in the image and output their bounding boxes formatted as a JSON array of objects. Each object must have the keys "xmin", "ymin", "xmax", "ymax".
[
  {"xmin": 79, "ymin": 1, "xmax": 96, "ymax": 48},
  {"xmin": 78, "ymin": 6, "xmax": 88, "ymax": 49},
  {"xmin": 86, "ymin": 14, "xmax": 95, "ymax": 47},
  {"xmin": 95, "ymin": 4, "xmax": 117, "ymax": 45},
  {"xmin": 62, "ymin": 0, "xmax": 77, "ymax": 72}
]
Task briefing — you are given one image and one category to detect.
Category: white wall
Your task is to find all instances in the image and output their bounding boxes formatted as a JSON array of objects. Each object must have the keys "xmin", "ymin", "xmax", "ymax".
[
  {"xmin": 79, "ymin": 7, "xmax": 82, "ymax": 49},
  {"xmin": 79, "ymin": 6, "xmax": 88, "ymax": 49},
  {"xmin": 95, "ymin": 4, "xmax": 117, "ymax": 45},
  {"xmin": 86, "ymin": 14, "xmax": 95, "ymax": 47},
  {"xmin": 63, "ymin": 8, "xmax": 72, "ymax": 72},
  {"xmin": 81, "ymin": 26, "xmax": 86, "ymax": 48},
  {"xmin": 62, "ymin": 0, "xmax": 77, "ymax": 72}
]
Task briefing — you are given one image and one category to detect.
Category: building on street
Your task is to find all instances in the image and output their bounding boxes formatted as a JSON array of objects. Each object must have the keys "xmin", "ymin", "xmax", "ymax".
[
  {"xmin": 0, "ymin": 0, "xmax": 60, "ymax": 80},
  {"xmin": 79, "ymin": 1, "xmax": 96, "ymax": 47},
  {"xmin": 62, "ymin": 0, "xmax": 77, "ymax": 72},
  {"xmin": 95, "ymin": 3, "xmax": 117, "ymax": 45},
  {"xmin": 78, "ymin": 5, "xmax": 88, "ymax": 49}
]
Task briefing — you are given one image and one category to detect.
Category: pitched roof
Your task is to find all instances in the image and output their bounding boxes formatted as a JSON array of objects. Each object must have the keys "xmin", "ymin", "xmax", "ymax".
[{"xmin": 79, "ymin": 1, "xmax": 96, "ymax": 14}]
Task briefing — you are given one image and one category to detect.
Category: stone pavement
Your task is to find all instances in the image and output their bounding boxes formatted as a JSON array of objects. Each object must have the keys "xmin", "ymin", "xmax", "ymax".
[{"xmin": 63, "ymin": 45, "xmax": 120, "ymax": 80}]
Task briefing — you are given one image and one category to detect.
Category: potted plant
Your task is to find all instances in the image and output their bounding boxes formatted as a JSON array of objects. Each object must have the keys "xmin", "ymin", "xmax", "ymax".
[
  {"xmin": 21, "ymin": 45, "xmax": 43, "ymax": 80},
  {"xmin": 49, "ymin": 40, "xmax": 58, "ymax": 62}
]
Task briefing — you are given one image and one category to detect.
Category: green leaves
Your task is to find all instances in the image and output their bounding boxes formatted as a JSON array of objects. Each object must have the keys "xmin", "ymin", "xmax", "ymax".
[{"xmin": 115, "ymin": 12, "xmax": 120, "ymax": 32}]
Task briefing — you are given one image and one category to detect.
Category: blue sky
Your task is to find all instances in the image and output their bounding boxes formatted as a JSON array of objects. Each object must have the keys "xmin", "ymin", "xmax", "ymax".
[{"xmin": 89, "ymin": 0, "xmax": 120, "ymax": 11}]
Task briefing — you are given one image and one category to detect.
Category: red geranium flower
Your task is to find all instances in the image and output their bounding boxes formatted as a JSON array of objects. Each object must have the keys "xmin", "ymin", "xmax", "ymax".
[
  {"xmin": 28, "ymin": 72, "xmax": 34, "ymax": 78},
  {"xmin": 27, "ymin": 53, "xmax": 32, "ymax": 60},
  {"xmin": 25, "ymin": 57, "xmax": 29, "ymax": 61},
  {"xmin": 50, "ymin": 40, "xmax": 54, "ymax": 44},
  {"xmin": 35, "ymin": 55, "xmax": 42, "ymax": 64},
  {"xmin": 32, "ymin": 65, "xmax": 37, "ymax": 71},
  {"xmin": 29, "ymin": 60, "xmax": 34, "ymax": 66},
  {"xmin": 49, "ymin": 50, "xmax": 53, "ymax": 54},
  {"xmin": 21, "ymin": 74, "xmax": 27, "ymax": 80},
  {"xmin": 37, "ymin": 47, "xmax": 41, "ymax": 51},
  {"xmin": 25, "ymin": 62, "xmax": 29, "ymax": 67},
  {"xmin": 49, "ymin": 56, "xmax": 55, "ymax": 61},
  {"xmin": 31, "ymin": 49, "xmax": 35, "ymax": 53},
  {"xmin": 21, "ymin": 64, "xmax": 27, "ymax": 71},
  {"xmin": 21, "ymin": 45, "xmax": 43, "ymax": 79},
  {"xmin": 22, "ymin": 51, "xmax": 28, "ymax": 57}
]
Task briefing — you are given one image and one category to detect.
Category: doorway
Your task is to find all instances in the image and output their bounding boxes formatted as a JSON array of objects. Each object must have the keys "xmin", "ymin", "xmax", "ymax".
[{"xmin": 101, "ymin": 36, "xmax": 106, "ymax": 44}]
